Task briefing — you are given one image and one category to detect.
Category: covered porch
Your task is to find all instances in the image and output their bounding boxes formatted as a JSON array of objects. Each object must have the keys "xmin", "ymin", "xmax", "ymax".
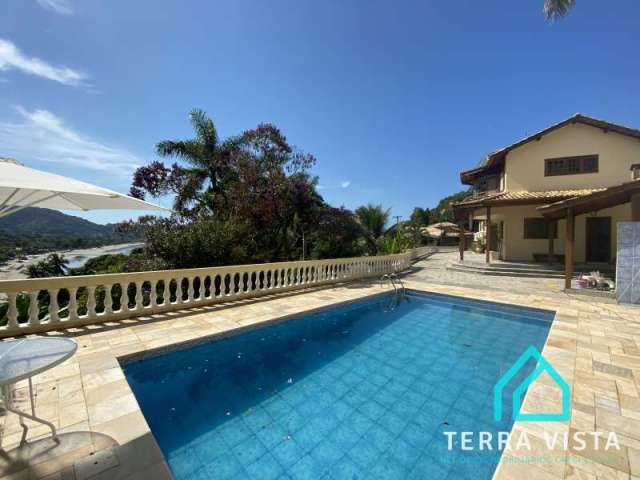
[
  {"xmin": 452, "ymin": 190, "xmax": 601, "ymax": 266},
  {"xmin": 538, "ymin": 179, "xmax": 640, "ymax": 290},
  {"xmin": 452, "ymin": 183, "xmax": 640, "ymax": 295}
]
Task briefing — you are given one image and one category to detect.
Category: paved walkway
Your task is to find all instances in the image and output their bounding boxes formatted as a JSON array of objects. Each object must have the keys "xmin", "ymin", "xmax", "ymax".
[
  {"xmin": 410, "ymin": 251, "xmax": 566, "ymax": 295},
  {"xmin": 0, "ymin": 258, "xmax": 639, "ymax": 480}
]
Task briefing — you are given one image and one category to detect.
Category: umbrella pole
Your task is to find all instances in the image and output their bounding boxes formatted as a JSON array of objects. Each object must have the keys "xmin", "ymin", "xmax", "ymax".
[{"xmin": 0, "ymin": 192, "xmax": 63, "ymax": 218}]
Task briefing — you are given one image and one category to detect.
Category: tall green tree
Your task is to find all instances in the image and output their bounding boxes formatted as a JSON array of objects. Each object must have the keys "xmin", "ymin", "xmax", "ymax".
[
  {"xmin": 544, "ymin": 0, "xmax": 576, "ymax": 20},
  {"xmin": 131, "ymin": 109, "xmax": 243, "ymax": 216},
  {"xmin": 132, "ymin": 109, "xmax": 368, "ymax": 266}
]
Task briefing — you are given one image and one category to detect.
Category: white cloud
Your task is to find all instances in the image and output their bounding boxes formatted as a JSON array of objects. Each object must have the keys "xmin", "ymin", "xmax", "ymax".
[
  {"xmin": 0, "ymin": 107, "xmax": 142, "ymax": 175},
  {"xmin": 0, "ymin": 39, "xmax": 87, "ymax": 87},
  {"xmin": 318, "ymin": 180, "xmax": 352, "ymax": 190},
  {"xmin": 36, "ymin": 0, "xmax": 73, "ymax": 15}
]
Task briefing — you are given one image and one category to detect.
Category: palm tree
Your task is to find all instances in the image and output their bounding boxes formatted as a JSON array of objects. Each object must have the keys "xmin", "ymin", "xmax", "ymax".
[
  {"xmin": 26, "ymin": 253, "xmax": 68, "ymax": 278},
  {"xmin": 355, "ymin": 204, "xmax": 390, "ymax": 253},
  {"xmin": 544, "ymin": 0, "xmax": 576, "ymax": 20},
  {"xmin": 155, "ymin": 109, "xmax": 240, "ymax": 214}
]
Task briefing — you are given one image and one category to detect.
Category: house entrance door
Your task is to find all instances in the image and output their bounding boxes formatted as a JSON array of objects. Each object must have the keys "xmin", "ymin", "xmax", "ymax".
[{"xmin": 585, "ymin": 217, "xmax": 611, "ymax": 263}]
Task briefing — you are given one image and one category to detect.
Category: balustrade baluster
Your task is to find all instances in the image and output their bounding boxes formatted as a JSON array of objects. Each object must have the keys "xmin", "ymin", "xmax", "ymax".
[
  {"xmin": 176, "ymin": 278, "xmax": 184, "ymax": 303},
  {"xmin": 28, "ymin": 291, "xmax": 39, "ymax": 325},
  {"xmin": 188, "ymin": 277, "xmax": 195, "ymax": 302},
  {"xmin": 150, "ymin": 281, "xmax": 157, "ymax": 308},
  {"xmin": 87, "ymin": 286, "xmax": 97, "ymax": 317},
  {"xmin": 104, "ymin": 285, "xmax": 113, "ymax": 315},
  {"xmin": 48, "ymin": 289, "xmax": 59, "ymax": 324},
  {"xmin": 7, "ymin": 293, "xmax": 18, "ymax": 329},
  {"xmin": 135, "ymin": 281, "xmax": 143, "ymax": 310},
  {"xmin": 68, "ymin": 288, "xmax": 78, "ymax": 321},
  {"xmin": 164, "ymin": 279, "xmax": 171, "ymax": 304}
]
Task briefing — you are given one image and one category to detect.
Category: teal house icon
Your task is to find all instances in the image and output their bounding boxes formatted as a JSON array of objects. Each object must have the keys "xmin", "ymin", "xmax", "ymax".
[{"xmin": 493, "ymin": 346, "xmax": 570, "ymax": 422}]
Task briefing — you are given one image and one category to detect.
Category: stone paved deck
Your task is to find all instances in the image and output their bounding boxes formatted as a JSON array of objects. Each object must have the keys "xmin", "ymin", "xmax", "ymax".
[{"xmin": 1, "ymin": 253, "xmax": 639, "ymax": 480}]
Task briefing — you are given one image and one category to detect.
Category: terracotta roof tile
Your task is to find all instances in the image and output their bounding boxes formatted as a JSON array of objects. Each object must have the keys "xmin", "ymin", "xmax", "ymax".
[{"xmin": 454, "ymin": 189, "xmax": 604, "ymax": 207}]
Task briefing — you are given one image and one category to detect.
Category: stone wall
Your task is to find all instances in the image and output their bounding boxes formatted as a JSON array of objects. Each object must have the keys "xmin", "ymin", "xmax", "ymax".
[{"xmin": 616, "ymin": 222, "xmax": 640, "ymax": 304}]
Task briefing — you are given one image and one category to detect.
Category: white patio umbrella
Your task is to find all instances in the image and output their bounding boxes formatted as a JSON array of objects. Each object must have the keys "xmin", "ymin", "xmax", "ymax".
[{"xmin": 0, "ymin": 157, "xmax": 170, "ymax": 218}]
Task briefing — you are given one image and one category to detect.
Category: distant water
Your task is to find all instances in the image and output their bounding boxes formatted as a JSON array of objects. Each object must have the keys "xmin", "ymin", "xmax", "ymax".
[{"xmin": 66, "ymin": 244, "xmax": 142, "ymax": 269}]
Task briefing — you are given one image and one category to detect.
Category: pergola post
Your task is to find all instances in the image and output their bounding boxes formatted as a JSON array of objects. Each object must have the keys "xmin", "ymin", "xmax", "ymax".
[
  {"xmin": 547, "ymin": 220, "xmax": 555, "ymax": 265},
  {"xmin": 564, "ymin": 208, "xmax": 574, "ymax": 290},
  {"xmin": 632, "ymin": 192, "xmax": 640, "ymax": 221},
  {"xmin": 485, "ymin": 207, "xmax": 491, "ymax": 264},
  {"xmin": 458, "ymin": 222, "xmax": 466, "ymax": 261}
]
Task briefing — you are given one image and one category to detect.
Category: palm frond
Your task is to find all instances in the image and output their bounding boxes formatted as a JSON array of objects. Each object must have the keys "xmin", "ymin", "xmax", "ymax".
[
  {"xmin": 355, "ymin": 204, "xmax": 390, "ymax": 239},
  {"xmin": 156, "ymin": 140, "xmax": 203, "ymax": 163},
  {"xmin": 189, "ymin": 109, "xmax": 218, "ymax": 151},
  {"xmin": 544, "ymin": 0, "xmax": 576, "ymax": 20}
]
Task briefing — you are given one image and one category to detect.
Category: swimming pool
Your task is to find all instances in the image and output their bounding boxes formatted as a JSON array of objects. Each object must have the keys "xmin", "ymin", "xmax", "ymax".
[{"xmin": 123, "ymin": 290, "xmax": 554, "ymax": 480}]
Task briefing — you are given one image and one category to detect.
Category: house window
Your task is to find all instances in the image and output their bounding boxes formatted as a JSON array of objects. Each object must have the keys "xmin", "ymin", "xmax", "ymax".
[
  {"xmin": 524, "ymin": 218, "xmax": 557, "ymax": 239},
  {"xmin": 544, "ymin": 155, "xmax": 598, "ymax": 176},
  {"xmin": 474, "ymin": 175, "xmax": 499, "ymax": 193}
]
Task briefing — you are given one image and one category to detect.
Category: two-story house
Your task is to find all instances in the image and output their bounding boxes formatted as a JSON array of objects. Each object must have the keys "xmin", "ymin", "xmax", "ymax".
[{"xmin": 453, "ymin": 114, "xmax": 640, "ymax": 287}]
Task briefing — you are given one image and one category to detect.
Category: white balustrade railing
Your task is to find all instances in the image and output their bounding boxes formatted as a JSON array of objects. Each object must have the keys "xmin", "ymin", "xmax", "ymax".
[{"xmin": 0, "ymin": 248, "xmax": 434, "ymax": 338}]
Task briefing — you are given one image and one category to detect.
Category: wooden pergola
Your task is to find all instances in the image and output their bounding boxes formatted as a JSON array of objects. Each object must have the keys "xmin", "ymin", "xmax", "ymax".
[
  {"xmin": 538, "ymin": 179, "xmax": 640, "ymax": 289},
  {"xmin": 452, "ymin": 191, "xmax": 592, "ymax": 265}
]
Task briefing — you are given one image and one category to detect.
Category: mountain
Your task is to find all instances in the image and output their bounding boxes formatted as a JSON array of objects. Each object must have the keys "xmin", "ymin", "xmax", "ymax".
[
  {"xmin": 0, "ymin": 208, "xmax": 142, "ymax": 262},
  {"xmin": 0, "ymin": 208, "xmax": 114, "ymax": 237}
]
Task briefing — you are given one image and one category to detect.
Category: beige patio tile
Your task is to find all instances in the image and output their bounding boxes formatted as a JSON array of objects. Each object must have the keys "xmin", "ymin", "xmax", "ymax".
[
  {"xmin": 495, "ymin": 460, "xmax": 562, "ymax": 480},
  {"xmin": 73, "ymin": 447, "xmax": 119, "ymax": 480},
  {"xmin": 572, "ymin": 409, "xmax": 596, "ymax": 431},
  {"xmin": 596, "ymin": 394, "xmax": 621, "ymax": 414},
  {"xmin": 597, "ymin": 410, "xmax": 640, "ymax": 441},
  {"xmin": 86, "ymin": 393, "xmax": 139, "ymax": 426},
  {"xmin": 565, "ymin": 463, "xmax": 597, "ymax": 479},
  {"xmin": 567, "ymin": 428, "xmax": 630, "ymax": 474},
  {"xmin": 90, "ymin": 411, "xmax": 150, "ymax": 445},
  {"xmin": 0, "ymin": 273, "xmax": 638, "ymax": 480},
  {"xmin": 618, "ymin": 381, "xmax": 639, "ymax": 398},
  {"xmin": 58, "ymin": 402, "xmax": 88, "ymax": 430}
]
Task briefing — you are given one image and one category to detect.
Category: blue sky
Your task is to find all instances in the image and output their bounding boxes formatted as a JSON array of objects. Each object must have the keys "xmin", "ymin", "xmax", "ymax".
[{"xmin": 1, "ymin": 0, "xmax": 639, "ymax": 224}]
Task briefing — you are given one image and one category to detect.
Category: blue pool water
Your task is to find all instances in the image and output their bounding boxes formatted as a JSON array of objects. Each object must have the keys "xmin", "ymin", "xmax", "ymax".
[{"xmin": 124, "ymin": 291, "xmax": 554, "ymax": 480}]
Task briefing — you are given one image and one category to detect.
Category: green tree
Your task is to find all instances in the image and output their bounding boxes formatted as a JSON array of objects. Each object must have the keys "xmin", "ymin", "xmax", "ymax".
[
  {"xmin": 355, "ymin": 204, "xmax": 390, "ymax": 254},
  {"xmin": 26, "ymin": 253, "xmax": 68, "ymax": 278},
  {"xmin": 544, "ymin": 0, "xmax": 575, "ymax": 20},
  {"xmin": 309, "ymin": 208, "xmax": 366, "ymax": 259},
  {"xmin": 409, "ymin": 207, "xmax": 430, "ymax": 226},
  {"xmin": 377, "ymin": 231, "xmax": 411, "ymax": 255},
  {"xmin": 144, "ymin": 216, "xmax": 253, "ymax": 269},
  {"xmin": 429, "ymin": 191, "xmax": 470, "ymax": 224}
]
